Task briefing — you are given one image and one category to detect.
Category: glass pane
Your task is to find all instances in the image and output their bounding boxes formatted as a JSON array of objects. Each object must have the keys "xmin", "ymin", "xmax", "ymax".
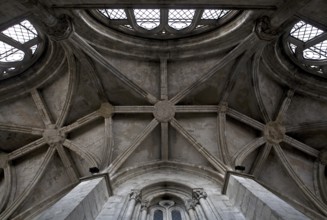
[
  {"xmin": 2, "ymin": 20, "xmax": 37, "ymax": 44},
  {"xmin": 0, "ymin": 41, "xmax": 24, "ymax": 62},
  {"xmin": 168, "ymin": 9, "xmax": 195, "ymax": 30},
  {"xmin": 303, "ymin": 40, "xmax": 327, "ymax": 60},
  {"xmin": 290, "ymin": 21, "xmax": 324, "ymax": 42},
  {"xmin": 134, "ymin": 9, "xmax": 160, "ymax": 30},
  {"xmin": 171, "ymin": 210, "xmax": 182, "ymax": 220},
  {"xmin": 154, "ymin": 210, "xmax": 163, "ymax": 220},
  {"xmin": 201, "ymin": 9, "xmax": 230, "ymax": 19},
  {"xmin": 98, "ymin": 9, "xmax": 127, "ymax": 19}
]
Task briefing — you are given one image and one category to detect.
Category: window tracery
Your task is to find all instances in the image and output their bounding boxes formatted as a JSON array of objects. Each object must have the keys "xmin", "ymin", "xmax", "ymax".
[
  {"xmin": 93, "ymin": 8, "xmax": 238, "ymax": 39},
  {"xmin": 0, "ymin": 19, "xmax": 43, "ymax": 80},
  {"xmin": 285, "ymin": 20, "xmax": 327, "ymax": 77}
]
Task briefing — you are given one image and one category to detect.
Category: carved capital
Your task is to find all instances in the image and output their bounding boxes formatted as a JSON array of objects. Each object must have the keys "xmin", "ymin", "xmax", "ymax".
[
  {"xmin": 47, "ymin": 15, "xmax": 73, "ymax": 41},
  {"xmin": 140, "ymin": 200, "xmax": 149, "ymax": 211},
  {"xmin": 185, "ymin": 199, "xmax": 198, "ymax": 210},
  {"xmin": 255, "ymin": 16, "xmax": 278, "ymax": 41},
  {"xmin": 193, "ymin": 188, "xmax": 207, "ymax": 200},
  {"xmin": 264, "ymin": 121, "xmax": 285, "ymax": 144},
  {"xmin": 129, "ymin": 189, "xmax": 140, "ymax": 201}
]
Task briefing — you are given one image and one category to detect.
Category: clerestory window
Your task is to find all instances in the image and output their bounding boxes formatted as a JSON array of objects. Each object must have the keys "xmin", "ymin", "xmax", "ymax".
[
  {"xmin": 285, "ymin": 20, "xmax": 327, "ymax": 77},
  {"xmin": 0, "ymin": 19, "xmax": 43, "ymax": 80},
  {"xmin": 93, "ymin": 8, "xmax": 237, "ymax": 39}
]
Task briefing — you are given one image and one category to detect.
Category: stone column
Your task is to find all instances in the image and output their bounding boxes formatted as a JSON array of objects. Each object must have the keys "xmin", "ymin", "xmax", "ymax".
[
  {"xmin": 139, "ymin": 200, "xmax": 149, "ymax": 220},
  {"xmin": 186, "ymin": 199, "xmax": 197, "ymax": 220},
  {"xmin": 194, "ymin": 203, "xmax": 206, "ymax": 220},
  {"xmin": 193, "ymin": 188, "xmax": 215, "ymax": 220},
  {"xmin": 124, "ymin": 190, "xmax": 140, "ymax": 220}
]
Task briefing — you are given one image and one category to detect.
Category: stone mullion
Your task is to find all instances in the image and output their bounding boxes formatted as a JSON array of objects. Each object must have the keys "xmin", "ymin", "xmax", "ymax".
[
  {"xmin": 113, "ymin": 106, "xmax": 154, "ymax": 114},
  {"xmin": 304, "ymin": 32, "xmax": 327, "ymax": 49},
  {"xmin": 0, "ymin": 34, "xmax": 32, "ymax": 59},
  {"xmin": 250, "ymin": 143, "xmax": 272, "ymax": 177},
  {"xmin": 170, "ymin": 118, "xmax": 227, "ymax": 174},
  {"xmin": 31, "ymin": 89, "xmax": 53, "ymax": 126},
  {"xmin": 0, "ymin": 123, "xmax": 44, "ymax": 135},
  {"xmin": 233, "ymin": 137, "xmax": 266, "ymax": 166},
  {"xmin": 108, "ymin": 119, "xmax": 159, "ymax": 174},
  {"xmin": 61, "ymin": 110, "xmax": 100, "ymax": 133},
  {"xmin": 63, "ymin": 139, "xmax": 99, "ymax": 168},
  {"xmin": 70, "ymin": 33, "xmax": 158, "ymax": 104},
  {"xmin": 169, "ymin": 33, "xmax": 259, "ymax": 105},
  {"xmin": 55, "ymin": 144, "xmax": 79, "ymax": 183},
  {"xmin": 252, "ymin": 46, "xmax": 271, "ymax": 123},
  {"xmin": 8, "ymin": 138, "xmax": 46, "ymax": 160},
  {"xmin": 282, "ymin": 136, "xmax": 319, "ymax": 157},
  {"xmin": 227, "ymin": 108, "xmax": 265, "ymax": 131},
  {"xmin": 0, "ymin": 147, "xmax": 56, "ymax": 220},
  {"xmin": 273, "ymin": 144, "xmax": 327, "ymax": 216}
]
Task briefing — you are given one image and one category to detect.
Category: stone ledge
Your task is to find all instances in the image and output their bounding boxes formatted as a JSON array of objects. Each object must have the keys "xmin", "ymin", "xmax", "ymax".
[{"xmin": 223, "ymin": 173, "xmax": 310, "ymax": 220}]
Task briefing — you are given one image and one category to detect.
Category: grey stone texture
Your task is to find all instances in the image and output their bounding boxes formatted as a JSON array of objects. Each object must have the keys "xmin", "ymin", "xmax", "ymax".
[
  {"xmin": 226, "ymin": 175, "xmax": 310, "ymax": 220},
  {"xmin": 36, "ymin": 177, "xmax": 109, "ymax": 220},
  {"xmin": 0, "ymin": 0, "xmax": 326, "ymax": 219}
]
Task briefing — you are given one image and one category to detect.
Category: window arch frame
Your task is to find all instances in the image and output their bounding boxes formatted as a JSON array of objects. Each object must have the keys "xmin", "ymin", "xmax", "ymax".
[
  {"xmin": 90, "ymin": 8, "xmax": 240, "ymax": 40},
  {"xmin": 283, "ymin": 18, "xmax": 327, "ymax": 78},
  {"xmin": 0, "ymin": 17, "xmax": 45, "ymax": 80},
  {"xmin": 148, "ymin": 199, "xmax": 187, "ymax": 220}
]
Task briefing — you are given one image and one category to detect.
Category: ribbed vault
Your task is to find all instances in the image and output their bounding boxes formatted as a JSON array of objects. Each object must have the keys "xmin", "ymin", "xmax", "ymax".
[{"xmin": 0, "ymin": 0, "xmax": 326, "ymax": 219}]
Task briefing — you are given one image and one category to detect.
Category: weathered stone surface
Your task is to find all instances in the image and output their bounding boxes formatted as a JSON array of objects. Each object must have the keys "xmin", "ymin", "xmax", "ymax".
[
  {"xmin": 98, "ymin": 102, "xmax": 114, "ymax": 118},
  {"xmin": 0, "ymin": 1, "xmax": 325, "ymax": 219},
  {"xmin": 319, "ymin": 150, "xmax": 327, "ymax": 165},
  {"xmin": 264, "ymin": 121, "xmax": 285, "ymax": 144},
  {"xmin": 153, "ymin": 100, "xmax": 175, "ymax": 122},
  {"xmin": 43, "ymin": 124, "xmax": 66, "ymax": 146},
  {"xmin": 36, "ymin": 177, "xmax": 109, "ymax": 220},
  {"xmin": 226, "ymin": 175, "xmax": 310, "ymax": 220},
  {"xmin": 0, "ymin": 153, "xmax": 8, "ymax": 168}
]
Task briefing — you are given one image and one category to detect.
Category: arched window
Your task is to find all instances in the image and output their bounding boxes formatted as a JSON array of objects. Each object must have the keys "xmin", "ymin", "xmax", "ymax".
[
  {"xmin": 0, "ymin": 19, "xmax": 43, "ymax": 80},
  {"xmin": 285, "ymin": 20, "xmax": 327, "ymax": 77},
  {"xmin": 150, "ymin": 200, "xmax": 187, "ymax": 220},
  {"xmin": 92, "ymin": 8, "xmax": 238, "ymax": 39}
]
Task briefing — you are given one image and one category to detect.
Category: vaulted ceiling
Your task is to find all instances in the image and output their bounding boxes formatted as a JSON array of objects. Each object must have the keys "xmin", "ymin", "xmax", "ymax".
[{"xmin": 0, "ymin": 0, "xmax": 326, "ymax": 219}]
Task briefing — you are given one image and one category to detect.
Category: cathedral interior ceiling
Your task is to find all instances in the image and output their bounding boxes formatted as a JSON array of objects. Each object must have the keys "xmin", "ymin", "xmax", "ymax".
[{"xmin": 0, "ymin": 0, "xmax": 326, "ymax": 219}]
